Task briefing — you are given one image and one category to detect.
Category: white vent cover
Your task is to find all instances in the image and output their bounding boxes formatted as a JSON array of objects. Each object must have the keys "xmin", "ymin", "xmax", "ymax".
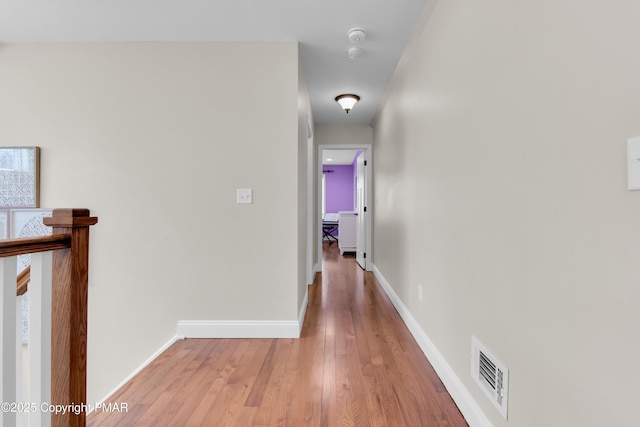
[{"xmin": 471, "ymin": 336, "xmax": 509, "ymax": 420}]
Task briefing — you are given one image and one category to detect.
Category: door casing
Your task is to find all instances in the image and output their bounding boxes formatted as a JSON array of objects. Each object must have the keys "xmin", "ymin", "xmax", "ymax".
[{"xmin": 316, "ymin": 143, "xmax": 372, "ymax": 272}]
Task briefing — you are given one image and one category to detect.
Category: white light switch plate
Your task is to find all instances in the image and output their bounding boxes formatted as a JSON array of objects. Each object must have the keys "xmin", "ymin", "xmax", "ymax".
[
  {"xmin": 237, "ymin": 188, "xmax": 253, "ymax": 204},
  {"xmin": 628, "ymin": 137, "xmax": 640, "ymax": 190}
]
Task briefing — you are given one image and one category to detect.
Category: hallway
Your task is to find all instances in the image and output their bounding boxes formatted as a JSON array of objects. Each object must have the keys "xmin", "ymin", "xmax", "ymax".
[{"xmin": 87, "ymin": 243, "xmax": 468, "ymax": 426}]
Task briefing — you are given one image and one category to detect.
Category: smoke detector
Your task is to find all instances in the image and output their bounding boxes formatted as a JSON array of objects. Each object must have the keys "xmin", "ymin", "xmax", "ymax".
[
  {"xmin": 348, "ymin": 47, "xmax": 363, "ymax": 59},
  {"xmin": 348, "ymin": 28, "xmax": 367, "ymax": 43}
]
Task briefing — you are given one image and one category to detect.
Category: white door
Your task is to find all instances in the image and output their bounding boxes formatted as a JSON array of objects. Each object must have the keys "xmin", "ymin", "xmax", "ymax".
[{"xmin": 356, "ymin": 152, "xmax": 366, "ymax": 269}]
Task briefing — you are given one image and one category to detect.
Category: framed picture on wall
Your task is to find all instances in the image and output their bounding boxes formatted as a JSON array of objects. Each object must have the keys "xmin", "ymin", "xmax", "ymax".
[
  {"xmin": 10, "ymin": 208, "xmax": 52, "ymax": 272},
  {"xmin": 0, "ymin": 209, "xmax": 8, "ymax": 239},
  {"xmin": 0, "ymin": 146, "xmax": 40, "ymax": 208},
  {"xmin": 10, "ymin": 207, "xmax": 52, "ymax": 345}
]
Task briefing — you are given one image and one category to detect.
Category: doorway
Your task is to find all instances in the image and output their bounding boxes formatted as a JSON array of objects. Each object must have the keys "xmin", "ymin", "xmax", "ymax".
[{"xmin": 317, "ymin": 144, "xmax": 372, "ymax": 272}]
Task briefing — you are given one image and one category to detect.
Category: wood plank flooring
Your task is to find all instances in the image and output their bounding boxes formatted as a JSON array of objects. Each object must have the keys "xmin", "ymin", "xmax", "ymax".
[{"xmin": 87, "ymin": 243, "xmax": 468, "ymax": 426}]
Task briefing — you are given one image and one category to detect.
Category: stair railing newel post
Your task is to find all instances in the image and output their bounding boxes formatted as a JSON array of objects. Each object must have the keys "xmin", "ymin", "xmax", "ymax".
[{"xmin": 43, "ymin": 209, "xmax": 98, "ymax": 427}]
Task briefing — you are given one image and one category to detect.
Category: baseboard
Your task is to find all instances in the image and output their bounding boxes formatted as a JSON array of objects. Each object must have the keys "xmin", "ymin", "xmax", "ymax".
[
  {"xmin": 96, "ymin": 311, "xmax": 305, "ymax": 411},
  {"xmin": 299, "ymin": 285, "xmax": 309, "ymax": 336},
  {"xmin": 177, "ymin": 320, "xmax": 300, "ymax": 339},
  {"xmin": 93, "ymin": 334, "xmax": 181, "ymax": 412},
  {"xmin": 372, "ymin": 265, "xmax": 494, "ymax": 427}
]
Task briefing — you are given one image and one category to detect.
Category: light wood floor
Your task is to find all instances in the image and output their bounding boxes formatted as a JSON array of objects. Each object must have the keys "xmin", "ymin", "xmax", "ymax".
[{"xmin": 87, "ymin": 243, "xmax": 468, "ymax": 426}]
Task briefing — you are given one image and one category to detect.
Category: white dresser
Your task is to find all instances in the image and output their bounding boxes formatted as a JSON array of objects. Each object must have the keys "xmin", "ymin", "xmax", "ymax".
[{"xmin": 338, "ymin": 211, "xmax": 357, "ymax": 255}]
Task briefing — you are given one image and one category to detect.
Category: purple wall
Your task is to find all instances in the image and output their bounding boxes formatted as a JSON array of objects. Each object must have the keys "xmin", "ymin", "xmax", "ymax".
[{"xmin": 324, "ymin": 165, "xmax": 355, "ymax": 214}]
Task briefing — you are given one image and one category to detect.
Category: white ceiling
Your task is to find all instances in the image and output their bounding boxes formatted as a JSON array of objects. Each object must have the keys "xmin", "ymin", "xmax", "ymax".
[
  {"xmin": 0, "ymin": 0, "xmax": 428, "ymax": 125},
  {"xmin": 322, "ymin": 149, "xmax": 360, "ymax": 166}
]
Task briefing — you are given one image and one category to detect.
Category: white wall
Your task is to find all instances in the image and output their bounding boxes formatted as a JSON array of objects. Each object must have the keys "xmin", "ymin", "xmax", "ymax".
[
  {"xmin": 373, "ymin": 1, "xmax": 640, "ymax": 426},
  {"xmin": 0, "ymin": 42, "xmax": 305, "ymax": 403},
  {"xmin": 315, "ymin": 124, "xmax": 373, "ymax": 147}
]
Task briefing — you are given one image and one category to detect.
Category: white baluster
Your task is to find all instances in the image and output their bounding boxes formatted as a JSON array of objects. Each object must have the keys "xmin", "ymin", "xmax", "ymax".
[
  {"xmin": 0, "ymin": 256, "xmax": 17, "ymax": 427},
  {"xmin": 16, "ymin": 293, "xmax": 24, "ymax": 427},
  {"xmin": 28, "ymin": 251, "xmax": 52, "ymax": 427}
]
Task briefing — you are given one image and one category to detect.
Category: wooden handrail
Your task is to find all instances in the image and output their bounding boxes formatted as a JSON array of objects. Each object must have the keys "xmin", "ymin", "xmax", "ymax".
[
  {"xmin": 5, "ymin": 235, "xmax": 71, "ymax": 296},
  {"xmin": 16, "ymin": 266, "xmax": 29, "ymax": 296},
  {"xmin": 0, "ymin": 234, "xmax": 71, "ymax": 258}
]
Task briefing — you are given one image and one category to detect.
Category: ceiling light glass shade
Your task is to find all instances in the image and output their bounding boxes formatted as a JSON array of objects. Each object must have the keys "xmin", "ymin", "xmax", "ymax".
[{"xmin": 335, "ymin": 94, "xmax": 360, "ymax": 113}]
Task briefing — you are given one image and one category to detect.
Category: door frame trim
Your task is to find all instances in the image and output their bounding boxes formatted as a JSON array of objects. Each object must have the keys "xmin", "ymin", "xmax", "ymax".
[{"xmin": 317, "ymin": 143, "xmax": 373, "ymax": 271}]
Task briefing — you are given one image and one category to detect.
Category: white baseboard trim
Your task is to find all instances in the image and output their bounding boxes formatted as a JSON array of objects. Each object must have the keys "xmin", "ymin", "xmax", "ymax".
[
  {"xmin": 299, "ymin": 286, "xmax": 309, "ymax": 336},
  {"xmin": 372, "ymin": 264, "xmax": 494, "ymax": 427},
  {"xmin": 313, "ymin": 263, "xmax": 321, "ymax": 276},
  {"xmin": 96, "ymin": 306, "xmax": 307, "ymax": 411},
  {"xmin": 177, "ymin": 320, "xmax": 301, "ymax": 339},
  {"xmin": 93, "ymin": 334, "xmax": 181, "ymax": 412}
]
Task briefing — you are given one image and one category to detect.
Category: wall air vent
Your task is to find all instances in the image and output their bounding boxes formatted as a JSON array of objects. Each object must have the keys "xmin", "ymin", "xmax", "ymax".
[{"xmin": 471, "ymin": 336, "xmax": 509, "ymax": 420}]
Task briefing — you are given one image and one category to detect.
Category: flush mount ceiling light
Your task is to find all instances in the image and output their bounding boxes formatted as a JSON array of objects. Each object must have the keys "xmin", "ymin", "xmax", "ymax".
[
  {"xmin": 335, "ymin": 94, "xmax": 360, "ymax": 114},
  {"xmin": 348, "ymin": 27, "xmax": 367, "ymax": 43}
]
